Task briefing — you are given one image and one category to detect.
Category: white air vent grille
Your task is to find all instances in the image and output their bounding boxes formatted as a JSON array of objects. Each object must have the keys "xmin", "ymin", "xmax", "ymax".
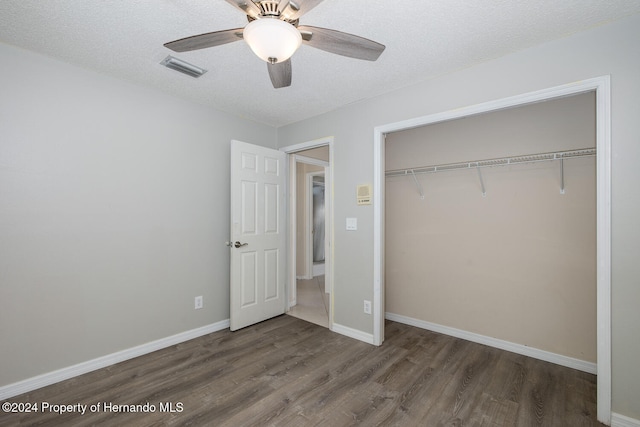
[{"xmin": 160, "ymin": 56, "xmax": 207, "ymax": 78}]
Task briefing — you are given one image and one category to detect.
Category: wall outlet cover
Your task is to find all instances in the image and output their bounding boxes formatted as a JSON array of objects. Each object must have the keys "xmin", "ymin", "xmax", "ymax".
[{"xmin": 364, "ymin": 300, "xmax": 372, "ymax": 314}]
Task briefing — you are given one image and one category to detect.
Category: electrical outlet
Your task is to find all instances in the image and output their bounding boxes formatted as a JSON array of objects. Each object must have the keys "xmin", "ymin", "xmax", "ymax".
[
  {"xmin": 363, "ymin": 300, "xmax": 371, "ymax": 315},
  {"xmin": 194, "ymin": 296, "xmax": 203, "ymax": 310}
]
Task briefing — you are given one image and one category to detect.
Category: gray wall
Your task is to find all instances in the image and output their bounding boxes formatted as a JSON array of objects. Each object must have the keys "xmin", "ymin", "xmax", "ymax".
[
  {"xmin": 0, "ymin": 42, "xmax": 277, "ymax": 386},
  {"xmin": 277, "ymin": 14, "xmax": 640, "ymax": 419}
]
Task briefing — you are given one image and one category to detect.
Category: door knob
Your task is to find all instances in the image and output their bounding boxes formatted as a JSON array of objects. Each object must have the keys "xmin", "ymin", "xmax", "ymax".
[{"xmin": 234, "ymin": 241, "xmax": 248, "ymax": 248}]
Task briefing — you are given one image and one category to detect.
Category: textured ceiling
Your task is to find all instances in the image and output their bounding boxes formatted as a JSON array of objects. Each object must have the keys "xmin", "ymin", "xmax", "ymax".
[{"xmin": 1, "ymin": 1, "xmax": 639, "ymax": 127}]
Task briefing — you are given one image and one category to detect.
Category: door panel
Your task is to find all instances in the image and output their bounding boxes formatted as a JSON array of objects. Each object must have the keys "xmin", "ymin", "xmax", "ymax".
[
  {"xmin": 240, "ymin": 251, "xmax": 257, "ymax": 307},
  {"xmin": 241, "ymin": 181, "xmax": 257, "ymax": 234},
  {"xmin": 264, "ymin": 183, "xmax": 279, "ymax": 233},
  {"xmin": 264, "ymin": 249, "xmax": 279, "ymax": 300},
  {"xmin": 230, "ymin": 140, "xmax": 287, "ymax": 331}
]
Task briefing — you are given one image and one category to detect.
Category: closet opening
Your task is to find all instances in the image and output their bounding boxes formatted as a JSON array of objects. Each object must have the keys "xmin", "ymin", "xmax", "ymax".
[
  {"xmin": 372, "ymin": 77, "xmax": 611, "ymax": 423},
  {"xmin": 385, "ymin": 91, "xmax": 597, "ymax": 369}
]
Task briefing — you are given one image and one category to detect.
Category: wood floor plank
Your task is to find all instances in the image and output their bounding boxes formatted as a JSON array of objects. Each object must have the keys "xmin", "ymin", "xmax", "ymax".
[{"xmin": 0, "ymin": 316, "xmax": 604, "ymax": 427}]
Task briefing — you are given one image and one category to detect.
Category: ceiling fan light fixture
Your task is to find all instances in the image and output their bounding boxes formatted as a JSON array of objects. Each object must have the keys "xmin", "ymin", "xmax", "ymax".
[{"xmin": 243, "ymin": 18, "xmax": 302, "ymax": 64}]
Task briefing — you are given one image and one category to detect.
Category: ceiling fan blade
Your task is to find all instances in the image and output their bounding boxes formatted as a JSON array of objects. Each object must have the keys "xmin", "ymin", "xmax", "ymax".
[
  {"xmin": 280, "ymin": 0, "xmax": 325, "ymax": 20},
  {"xmin": 164, "ymin": 28, "xmax": 244, "ymax": 52},
  {"xmin": 223, "ymin": 0, "xmax": 261, "ymax": 19},
  {"xmin": 298, "ymin": 26, "xmax": 385, "ymax": 61},
  {"xmin": 267, "ymin": 59, "xmax": 292, "ymax": 88}
]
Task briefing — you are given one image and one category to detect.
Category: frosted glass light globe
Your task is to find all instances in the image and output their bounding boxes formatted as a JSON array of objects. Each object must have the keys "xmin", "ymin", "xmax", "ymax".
[{"xmin": 243, "ymin": 18, "xmax": 302, "ymax": 64}]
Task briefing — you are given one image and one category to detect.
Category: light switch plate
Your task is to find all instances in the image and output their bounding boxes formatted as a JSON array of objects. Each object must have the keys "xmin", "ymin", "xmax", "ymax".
[{"xmin": 346, "ymin": 217, "xmax": 357, "ymax": 231}]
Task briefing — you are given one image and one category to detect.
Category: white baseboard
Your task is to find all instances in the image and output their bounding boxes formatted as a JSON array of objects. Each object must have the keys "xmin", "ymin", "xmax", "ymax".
[
  {"xmin": 332, "ymin": 323, "xmax": 374, "ymax": 345},
  {"xmin": 312, "ymin": 262, "xmax": 325, "ymax": 277},
  {"xmin": 612, "ymin": 413, "xmax": 640, "ymax": 427},
  {"xmin": 0, "ymin": 319, "xmax": 230, "ymax": 400},
  {"xmin": 385, "ymin": 312, "xmax": 596, "ymax": 374}
]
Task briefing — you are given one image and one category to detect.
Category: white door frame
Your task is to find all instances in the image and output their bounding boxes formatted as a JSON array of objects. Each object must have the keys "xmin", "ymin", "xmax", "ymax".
[
  {"xmin": 281, "ymin": 137, "xmax": 334, "ymax": 329},
  {"xmin": 373, "ymin": 76, "xmax": 611, "ymax": 424}
]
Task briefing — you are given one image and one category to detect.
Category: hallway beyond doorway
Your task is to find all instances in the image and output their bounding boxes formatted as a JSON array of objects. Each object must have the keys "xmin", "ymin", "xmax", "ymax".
[{"xmin": 288, "ymin": 276, "xmax": 329, "ymax": 328}]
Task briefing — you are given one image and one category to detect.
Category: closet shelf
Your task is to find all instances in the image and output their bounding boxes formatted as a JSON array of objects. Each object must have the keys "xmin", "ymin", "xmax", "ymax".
[{"xmin": 385, "ymin": 147, "xmax": 596, "ymax": 178}]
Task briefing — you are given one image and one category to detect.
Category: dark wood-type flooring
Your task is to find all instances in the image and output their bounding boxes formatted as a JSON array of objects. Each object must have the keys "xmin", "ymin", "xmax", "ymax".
[{"xmin": 0, "ymin": 316, "xmax": 602, "ymax": 426}]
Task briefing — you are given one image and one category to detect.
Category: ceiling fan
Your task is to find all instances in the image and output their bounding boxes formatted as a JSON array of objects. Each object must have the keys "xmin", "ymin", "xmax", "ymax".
[{"xmin": 164, "ymin": 0, "xmax": 385, "ymax": 88}]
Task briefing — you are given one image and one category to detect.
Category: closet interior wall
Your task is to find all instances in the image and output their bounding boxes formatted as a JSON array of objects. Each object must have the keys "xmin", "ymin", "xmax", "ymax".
[{"xmin": 384, "ymin": 92, "xmax": 596, "ymax": 363}]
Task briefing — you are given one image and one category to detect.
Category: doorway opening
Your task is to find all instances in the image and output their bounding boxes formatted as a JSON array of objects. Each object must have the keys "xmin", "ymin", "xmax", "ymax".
[
  {"xmin": 373, "ymin": 77, "xmax": 611, "ymax": 423},
  {"xmin": 280, "ymin": 138, "xmax": 334, "ymax": 330}
]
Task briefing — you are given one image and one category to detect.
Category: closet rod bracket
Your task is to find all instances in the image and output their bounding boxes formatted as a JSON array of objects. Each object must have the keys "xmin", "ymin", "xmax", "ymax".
[
  {"xmin": 559, "ymin": 157, "xmax": 565, "ymax": 194},
  {"xmin": 409, "ymin": 169, "xmax": 425, "ymax": 200},
  {"xmin": 476, "ymin": 165, "xmax": 487, "ymax": 197}
]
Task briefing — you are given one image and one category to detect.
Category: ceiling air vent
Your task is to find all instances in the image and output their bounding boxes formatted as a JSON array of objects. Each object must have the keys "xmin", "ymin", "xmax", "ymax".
[{"xmin": 160, "ymin": 56, "xmax": 207, "ymax": 78}]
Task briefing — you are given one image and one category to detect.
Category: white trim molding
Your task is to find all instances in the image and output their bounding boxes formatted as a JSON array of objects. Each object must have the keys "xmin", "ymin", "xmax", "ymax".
[
  {"xmin": 293, "ymin": 154, "xmax": 329, "ymax": 168},
  {"xmin": 386, "ymin": 312, "xmax": 596, "ymax": 374},
  {"xmin": 612, "ymin": 413, "xmax": 640, "ymax": 427},
  {"xmin": 312, "ymin": 262, "xmax": 325, "ymax": 277},
  {"xmin": 0, "ymin": 319, "xmax": 230, "ymax": 400},
  {"xmin": 374, "ymin": 76, "xmax": 611, "ymax": 424},
  {"xmin": 332, "ymin": 323, "xmax": 375, "ymax": 345}
]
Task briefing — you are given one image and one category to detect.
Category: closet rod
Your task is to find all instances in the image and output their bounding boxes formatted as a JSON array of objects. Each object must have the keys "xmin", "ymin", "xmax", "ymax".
[{"xmin": 385, "ymin": 147, "xmax": 596, "ymax": 178}]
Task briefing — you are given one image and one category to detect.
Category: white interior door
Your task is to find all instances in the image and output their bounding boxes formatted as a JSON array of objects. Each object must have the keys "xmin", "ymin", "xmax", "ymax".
[{"xmin": 230, "ymin": 140, "xmax": 287, "ymax": 331}]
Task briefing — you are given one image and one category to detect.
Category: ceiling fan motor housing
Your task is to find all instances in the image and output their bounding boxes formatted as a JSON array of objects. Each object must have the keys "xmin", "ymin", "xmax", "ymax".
[{"xmin": 257, "ymin": 1, "xmax": 281, "ymax": 17}]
